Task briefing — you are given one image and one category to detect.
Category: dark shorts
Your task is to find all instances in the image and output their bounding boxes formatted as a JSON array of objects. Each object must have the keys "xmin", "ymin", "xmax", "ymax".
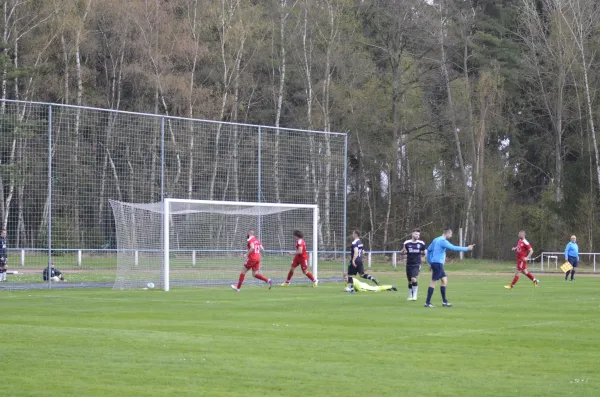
[
  {"xmin": 0, "ymin": 256, "xmax": 7, "ymax": 268},
  {"xmin": 568, "ymin": 256, "xmax": 579, "ymax": 268},
  {"xmin": 348, "ymin": 261, "xmax": 365, "ymax": 276},
  {"xmin": 430, "ymin": 263, "xmax": 447, "ymax": 281},
  {"xmin": 406, "ymin": 264, "xmax": 421, "ymax": 280}
]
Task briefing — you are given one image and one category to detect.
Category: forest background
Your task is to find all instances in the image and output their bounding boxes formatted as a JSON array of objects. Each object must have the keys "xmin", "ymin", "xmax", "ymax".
[{"xmin": 1, "ymin": 0, "xmax": 599, "ymax": 259}]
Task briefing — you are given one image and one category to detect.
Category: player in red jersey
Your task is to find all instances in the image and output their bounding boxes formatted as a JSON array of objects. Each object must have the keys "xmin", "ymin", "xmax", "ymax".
[
  {"xmin": 231, "ymin": 229, "xmax": 272, "ymax": 291},
  {"xmin": 281, "ymin": 230, "xmax": 318, "ymax": 287},
  {"xmin": 505, "ymin": 230, "xmax": 539, "ymax": 289}
]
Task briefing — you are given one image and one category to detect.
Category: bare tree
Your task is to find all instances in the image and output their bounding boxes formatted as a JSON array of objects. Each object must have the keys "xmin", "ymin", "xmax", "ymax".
[{"xmin": 556, "ymin": 0, "xmax": 600, "ymax": 189}]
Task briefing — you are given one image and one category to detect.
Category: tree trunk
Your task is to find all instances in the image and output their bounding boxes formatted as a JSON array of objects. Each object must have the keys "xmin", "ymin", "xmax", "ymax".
[
  {"xmin": 476, "ymin": 116, "xmax": 485, "ymax": 258},
  {"xmin": 187, "ymin": 0, "xmax": 199, "ymax": 200},
  {"xmin": 105, "ymin": 146, "xmax": 123, "ymax": 202},
  {"xmin": 439, "ymin": 1, "xmax": 471, "ymax": 240},
  {"xmin": 209, "ymin": 0, "xmax": 232, "ymax": 200},
  {"xmin": 273, "ymin": 0, "xmax": 287, "ymax": 206}
]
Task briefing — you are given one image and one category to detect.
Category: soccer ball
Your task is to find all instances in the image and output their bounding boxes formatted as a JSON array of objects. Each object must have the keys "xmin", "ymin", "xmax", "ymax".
[
  {"xmin": 147, "ymin": 282, "xmax": 155, "ymax": 289},
  {"xmin": 51, "ymin": 276, "xmax": 60, "ymax": 282}
]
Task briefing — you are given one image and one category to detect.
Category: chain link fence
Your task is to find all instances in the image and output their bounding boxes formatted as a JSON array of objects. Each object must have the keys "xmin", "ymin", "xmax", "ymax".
[{"xmin": 0, "ymin": 99, "xmax": 347, "ymax": 287}]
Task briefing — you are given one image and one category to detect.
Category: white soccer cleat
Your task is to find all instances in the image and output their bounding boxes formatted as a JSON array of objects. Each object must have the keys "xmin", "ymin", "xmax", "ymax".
[
  {"xmin": 230, "ymin": 284, "xmax": 240, "ymax": 292},
  {"xmin": 313, "ymin": 279, "xmax": 319, "ymax": 288},
  {"xmin": 344, "ymin": 286, "xmax": 353, "ymax": 292}
]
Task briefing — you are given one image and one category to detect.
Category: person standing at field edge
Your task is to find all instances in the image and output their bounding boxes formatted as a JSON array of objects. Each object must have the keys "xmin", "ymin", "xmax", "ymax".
[{"xmin": 564, "ymin": 235, "xmax": 579, "ymax": 281}]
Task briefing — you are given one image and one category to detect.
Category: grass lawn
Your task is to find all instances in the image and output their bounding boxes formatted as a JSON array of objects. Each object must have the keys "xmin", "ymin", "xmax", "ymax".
[{"xmin": 2, "ymin": 273, "xmax": 598, "ymax": 397}]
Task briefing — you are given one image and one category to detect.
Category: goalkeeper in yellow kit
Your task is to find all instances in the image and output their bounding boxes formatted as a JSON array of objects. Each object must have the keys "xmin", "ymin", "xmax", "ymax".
[{"xmin": 344, "ymin": 274, "xmax": 397, "ymax": 293}]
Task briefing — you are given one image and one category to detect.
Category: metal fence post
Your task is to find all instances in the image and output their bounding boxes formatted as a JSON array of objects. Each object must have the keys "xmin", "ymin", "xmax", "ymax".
[
  {"xmin": 257, "ymin": 126, "xmax": 262, "ymax": 240},
  {"xmin": 160, "ymin": 117, "xmax": 165, "ymax": 201},
  {"xmin": 47, "ymin": 104, "xmax": 52, "ymax": 289},
  {"xmin": 343, "ymin": 134, "xmax": 348, "ymax": 274}
]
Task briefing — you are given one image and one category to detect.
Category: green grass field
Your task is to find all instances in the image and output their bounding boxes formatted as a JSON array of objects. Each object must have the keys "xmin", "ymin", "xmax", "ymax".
[{"xmin": 2, "ymin": 272, "xmax": 598, "ymax": 396}]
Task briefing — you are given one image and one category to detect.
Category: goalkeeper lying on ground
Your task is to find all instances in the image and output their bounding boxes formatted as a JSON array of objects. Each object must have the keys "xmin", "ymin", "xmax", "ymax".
[{"xmin": 344, "ymin": 275, "xmax": 397, "ymax": 293}]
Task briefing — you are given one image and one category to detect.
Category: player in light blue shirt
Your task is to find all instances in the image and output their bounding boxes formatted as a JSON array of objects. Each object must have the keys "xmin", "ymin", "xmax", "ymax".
[
  {"xmin": 564, "ymin": 235, "xmax": 579, "ymax": 281},
  {"xmin": 424, "ymin": 228, "xmax": 474, "ymax": 308}
]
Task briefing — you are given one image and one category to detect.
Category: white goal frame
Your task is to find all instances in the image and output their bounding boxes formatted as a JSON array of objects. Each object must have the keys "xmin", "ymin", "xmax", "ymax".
[{"xmin": 162, "ymin": 198, "xmax": 319, "ymax": 291}]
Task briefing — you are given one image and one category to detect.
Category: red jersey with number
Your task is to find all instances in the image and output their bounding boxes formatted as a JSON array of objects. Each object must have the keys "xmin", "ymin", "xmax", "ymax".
[
  {"xmin": 295, "ymin": 238, "xmax": 308, "ymax": 261},
  {"xmin": 516, "ymin": 239, "xmax": 532, "ymax": 261},
  {"xmin": 247, "ymin": 236, "xmax": 261, "ymax": 262}
]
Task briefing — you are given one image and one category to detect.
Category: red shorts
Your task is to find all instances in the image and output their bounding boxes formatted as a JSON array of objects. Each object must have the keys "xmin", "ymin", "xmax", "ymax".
[
  {"xmin": 244, "ymin": 259, "xmax": 260, "ymax": 271},
  {"xmin": 292, "ymin": 256, "xmax": 308, "ymax": 271},
  {"xmin": 516, "ymin": 259, "xmax": 528, "ymax": 271}
]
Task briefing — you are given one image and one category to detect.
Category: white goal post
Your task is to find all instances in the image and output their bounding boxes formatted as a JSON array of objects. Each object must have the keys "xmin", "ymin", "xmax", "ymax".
[{"xmin": 110, "ymin": 198, "xmax": 319, "ymax": 291}]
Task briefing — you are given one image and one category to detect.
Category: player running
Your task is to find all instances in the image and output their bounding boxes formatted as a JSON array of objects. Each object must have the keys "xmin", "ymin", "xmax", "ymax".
[
  {"xmin": 231, "ymin": 230, "xmax": 273, "ymax": 291},
  {"xmin": 345, "ymin": 230, "xmax": 379, "ymax": 293},
  {"xmin": 505, "ymin": 230, "xmax": 539, "ymax": 290},
  {"xmin": 401, "ymin": 229, "xmax": 427, "ymax": 301},
  {"xmin": 281, "ymin": 230, "xmax": 318, "ymax": 287}
]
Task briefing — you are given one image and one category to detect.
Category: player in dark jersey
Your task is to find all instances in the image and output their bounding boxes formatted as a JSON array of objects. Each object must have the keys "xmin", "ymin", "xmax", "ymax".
[
  {"xmin": 43, "ymin": 262, "xmax": 65, "ymax": 282},
  {"xmin": 401, "ymin": 229, "xmax": 427, "ymax": 301},
  {"xmin": 0, "ymin": 230, "xmax": 7, "ymax": 282},
  {"xmin": 345, "ymin": 230, "xmax": 379, "ymax": 293}
]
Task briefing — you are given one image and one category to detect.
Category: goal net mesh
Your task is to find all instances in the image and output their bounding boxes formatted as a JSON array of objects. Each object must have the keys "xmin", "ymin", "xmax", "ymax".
[{"xmin": 109, "ymin": 200, "xmax": 317, "ymax": 290}]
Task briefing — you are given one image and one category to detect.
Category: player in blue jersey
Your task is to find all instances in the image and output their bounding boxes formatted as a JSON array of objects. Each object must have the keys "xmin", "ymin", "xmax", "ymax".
[
  {"xmin": 424, "ymin": 228, "xmax": 474, "ymax": 308},
  {"xmin": 401, "ymin": 229, "xmax": 427, "ymax": 301},
  {"xmin": 564, "ymin": 235, "xmax": 579, "ymax": 281},
  {"xmin": 0, "ymin": 230, "xmax": 7, "ymax": 282},
  {"xmin": 345, "ymin": 230, "xmax": 379, "ymax": 293}
]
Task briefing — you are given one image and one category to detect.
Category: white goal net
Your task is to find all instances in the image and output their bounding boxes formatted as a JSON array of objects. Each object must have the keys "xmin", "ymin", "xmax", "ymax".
[{"xmin": 110, "ymin": 199, "xmax": 318, "ymax": 290}]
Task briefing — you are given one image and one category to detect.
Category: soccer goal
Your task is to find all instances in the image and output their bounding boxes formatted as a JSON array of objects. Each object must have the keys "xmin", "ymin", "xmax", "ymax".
[{"xmin": 109, "ymin": 198, "xmax": 319, "ymax": 291}]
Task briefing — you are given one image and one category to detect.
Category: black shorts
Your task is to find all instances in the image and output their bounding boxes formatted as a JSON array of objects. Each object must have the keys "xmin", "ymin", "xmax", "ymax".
[
  {"xmin": 0, "ymin": 256, "xmax": 7, "ymax": 268},
  {"xmin": 406, "ymin": 264, "xmax": 421, "ymax": 280},
  {"xmin": 348, "ymin": 261, "xmax": 365, "ymax": 276},
  {"xmin": 430, "ymin": 263, "xmax": 447, "ymax": 281},
  {"xmin": 568, "ymin": 256, "xmax": 579, "ymax": 268}
]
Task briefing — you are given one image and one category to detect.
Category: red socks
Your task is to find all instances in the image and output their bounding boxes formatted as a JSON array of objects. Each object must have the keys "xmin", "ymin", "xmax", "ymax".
[
  {"xmin": 526, "ymin": 272, "xmax": 535, "ymax": 281},
  {"xmin": 305, "ymin": 271, "xmax": 315, "ymax": 281},
  {"xmin": 254, "ymin": 274, "xmax": 269, "ymax": 283},
  {"xmin": 511, "ymin": 275, "xmax": 519, "ymax": 286},
  {"xmin": 236, "ymin": 273, "xmax": 245, "ymax": 289},
  {"xmin": 286, "ymin": 270, "xmax": 294, "ymax": 282}
]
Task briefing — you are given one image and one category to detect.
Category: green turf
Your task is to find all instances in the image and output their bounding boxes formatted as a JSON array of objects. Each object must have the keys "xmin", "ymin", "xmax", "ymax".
[{"xmin": 2, "ymin": 275, "xmax": 598, "ymax": 396}]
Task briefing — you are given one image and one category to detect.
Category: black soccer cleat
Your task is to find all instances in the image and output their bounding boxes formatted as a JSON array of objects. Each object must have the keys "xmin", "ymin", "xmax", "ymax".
[
  {"xmin": 373, "ymin": 278, "xmax": 380, "ymax": 286},
  {"xmin": 391, "ymin": 285, "xmax": 398, "ymax": 291}
]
